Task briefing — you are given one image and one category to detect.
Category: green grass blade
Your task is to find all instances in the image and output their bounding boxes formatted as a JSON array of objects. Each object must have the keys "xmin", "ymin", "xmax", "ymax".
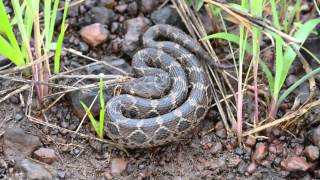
[
  {"xmin": 99, "ymin": 79, "xmax": 105, "ymax": 139},
  {"xmin": 0, "ymin": 36, "xmax": 16, "ymax": 63},
  {"xmin": 47, "ymin": 0, "xmax": 59, "ymax": 51},
  {"xmin": 80, "ymin": 101, "xmax": 100, "ymax": 136},
  {"xmin": 54, "ymin": 0, "xmax": 69, "ymax": 74}
]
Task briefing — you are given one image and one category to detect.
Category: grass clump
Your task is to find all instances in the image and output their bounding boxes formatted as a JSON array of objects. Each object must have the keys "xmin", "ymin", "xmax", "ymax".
[{"xmin": 0, "ymin": 0, "xmax": 69, "ymax": 102}]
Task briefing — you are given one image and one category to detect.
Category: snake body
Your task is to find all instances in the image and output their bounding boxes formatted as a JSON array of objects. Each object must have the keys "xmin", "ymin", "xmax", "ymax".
[{"xmin": 105, "ymin": 24, "xmax": 213, "ymax": 148}]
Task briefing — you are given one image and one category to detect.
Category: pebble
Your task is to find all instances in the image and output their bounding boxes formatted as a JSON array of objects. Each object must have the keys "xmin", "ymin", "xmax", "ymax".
[
  {"xmin": 57, "ymin": 169, "xmax": 66, "ymax": 179},
  {"xmin": 79, "ymin": 42, "xmax": 89, "ymax": 53},
  {"xmin": 111, "ymin": 158, "xmax": 128, "ymax": 175},
  {"xmin": 245, "ymin": 136, "xmax": 256, "ymax": 147},
  {"xmin": 237, "ymin": 160, "xmax": 247, "ymax": 174},
  {"xmin": 151, "ymin": 6, "xmax": 183, "ymax": 28},
  {"xmin": 122, "ymin": 17, "xmax": 150, "ymax": 56},
  {"xmin": 111, "ymin": 22, "xmax": 120, "ymax": 33},
  {"xmin": 252, "ymin": 143, "xmax": 268, "ymax": 163},
  {"xmin": 304, "ymin": 145, "xmax": 319, "ymax": 161},
  {"xmin": 86, "ymin": 7, "xmax": 115, "ymax": 26},
  {"xmin": 115, "ymin": 4, "xmax": 128, "ymax": 13},
  {"xmin": 127, "ymin": 1, "xmax": 138, "ymax": 16},
  {"xmin": 99, "ymin": 0, "xmax": 115, "ymax": 9},
  {"xmin": 9, "ymin": 95, "xmax": 20, "ymax": 104},
  {"xmin": 3, "ymin": 128, "xmax": 41, "ymax": 161},
  {"xmin": 280, "ymin": 156, "xmax": 311, "ymax": 172},
  {"xmin": 33, "ymin": 148, "xmax": 57, "ymax": 164},
  {"xmin": 14, "ymin": 113, "xmax": 24, "ymax": 121},
  {"xmin": 311, "ymin": 125, "xmax": 320, "ymax": 148},
  {"xmin": 246, "ymin": 162, "xmax": 257, "ymax": 174},
  {"xmin": 140, "ymin": 0, "xmax": 159, "ymax": 14},
  {"xmin": 19, "ymin": 159, "xmax": 52, "ymax": 180},
  {"xmin": 79, "ymin": 23, "xmax": 109, "ymax": 47}
]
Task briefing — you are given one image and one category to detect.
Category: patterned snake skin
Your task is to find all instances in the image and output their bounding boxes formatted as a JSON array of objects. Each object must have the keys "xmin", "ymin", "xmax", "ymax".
[{"xmin": 105, "ymin": 24, "xmax": 213, "ymax": 148}]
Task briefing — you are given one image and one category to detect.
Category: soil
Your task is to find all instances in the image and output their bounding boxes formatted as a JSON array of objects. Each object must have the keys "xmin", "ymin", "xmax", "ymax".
[{"xmin": 1, "ymin": 0, "xmax": 320, "ymax": 180}]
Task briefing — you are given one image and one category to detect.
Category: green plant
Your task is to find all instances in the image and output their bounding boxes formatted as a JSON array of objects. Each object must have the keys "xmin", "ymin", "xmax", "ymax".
[
  {"xmin": 0, "ymin": 0, "xmax": 69, "ymax": 101},
  {"xmin": 81, "ymin": 79, "xmax": 106, "ymax": 139},
  {"xmin": 198, "ymin": 0, "xmax": 320, "ymax": 141}
]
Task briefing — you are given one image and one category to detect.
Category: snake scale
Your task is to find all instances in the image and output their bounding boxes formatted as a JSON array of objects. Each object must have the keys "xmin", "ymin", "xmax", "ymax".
[{"xmin": 105, "ymin": 24, "xmax": 213, "ymax": 148}]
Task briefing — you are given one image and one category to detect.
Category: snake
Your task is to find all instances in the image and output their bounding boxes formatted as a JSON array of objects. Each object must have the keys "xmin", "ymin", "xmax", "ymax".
[{"xmin": 105, "ymin": 24, "xmax": 213, "ymax": 148}]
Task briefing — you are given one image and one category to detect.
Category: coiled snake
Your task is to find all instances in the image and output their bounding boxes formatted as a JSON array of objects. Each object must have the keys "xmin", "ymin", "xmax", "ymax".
[{"xmin": 105, "ymin": 24, "xmax": 213, "ymax": 148}]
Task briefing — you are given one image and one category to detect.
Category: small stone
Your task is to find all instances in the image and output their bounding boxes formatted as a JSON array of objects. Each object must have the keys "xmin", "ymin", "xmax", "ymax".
[
  {"xmin": 252, "ymin": 143, "xmax": 268, "ymax": 163},
  {"xmin": 140, "ymin": 0, "xmax": 158, "ymax": 14},
  {"xmin": 122, "ymin": 17, "xmax": 150, "ymax": 56},
  {"xmin": 3, "ymin": 128, "xmax": 41, "ymax": 161},
  {"xmin": 57, "ymin": 169, "xmax": 66, "ymax": 179},
  {"xmin": 280, "ymin": 156, "xmax": 311, "ymax": 172},
  {"xmin": 111, "ymin": 22, "xmax": 119, "ymax": 33},
  {"xmin": 79, "ymin": 23, "xmax": 109, "ymax": 47},
  {"xmin": 111, "ymin": 158, "xmax": 128, "ymax": 175},
  {"xmin": 86, "ymin": 7, "xmax": 115, "ymax": 25},
  {"xmin": 246, "ymin": 162, "xmax": 257, "ymax": 174},
  {"xmin": 311, "ymin": 125, "xmax": 320, "ymax": 148},
  {"xmin": 127, "ymin": 1, "xmax": 138, "ymax": 16},
  {"xmin": 72, "ymin": 148, "xmax": 80, "ymax": 155},
  {"xmin": 79, "ymin": 42, "xmax": 89, "ymax": 53},
  {"xmin": 9, "ymin": 95, "xmax": 20, "ymax": 104},
  {"xmin": 151, "ymin": 6, "xmax": 184, "ymax": 28},
  {"xmin": 138, "ymin": 164, "xmax": 145, "ymax": 170},
  {"xmin": 115, "ymin": 4, "xmax": 128, "ymax": 13},
  {"xmin": 14, "ymin": 113, "xmax": 24, "ymax": 121},
  {"xmin": 60, "ymin": 121, "xmax": 69, "ymax": 129},
  {"xmin": 215, "ymin": 129, "xmax": 227, "ymax": 139},
  {"xmin": 286, "ymin": 75, "xmax": 297, "ymax": 87},
  {"xmin": 245, "ymin": 136, "xmax": 256, "ymax": 147},
  {"xmin": 33, "ymin": 148, "xmax": 57, "ymax": 164},
  {"xmin": 228, "ymin": 156, "xmax": 241, "ymax": 167},
  {"xmin": 19, "ymin": 159, "xmax": 52, "ymax": 180},
  {"xmin": 237, "ymin": 160, "xmax": 247, "ymax": 174},
  {"xmin": 304, "ymin": 145, "xmax": 319, "ymax": 161},
  {"xmin": 294, "ymin": 145, "xmax": 304, "ymax": 156},
  {"xmin": 269, "ymin": 143, "xmax": 283, "ymax": 155}
]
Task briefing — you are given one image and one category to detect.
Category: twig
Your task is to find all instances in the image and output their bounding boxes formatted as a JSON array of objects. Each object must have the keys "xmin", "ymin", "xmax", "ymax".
[{"xmin": 0, "ymin": 84, "xmax": 30, "ymax": 103}]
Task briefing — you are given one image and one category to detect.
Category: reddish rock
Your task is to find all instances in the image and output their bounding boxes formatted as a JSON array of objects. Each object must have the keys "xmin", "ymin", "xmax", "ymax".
[
  {"xmin": 280, "ymin": 157, "xmax": 311, "ymax": 172},
  {"xmin": 304, "ymin": 145, "xmax": 319, "ymax": 161},
  {"xmin": 111, "ymin": 158, "xmax": 128, "ymax": 175},
  {"xmin": 252, "ymin": 143, "xmax": 268, "ymax": 163},
  {"xmin": 246, "ymin": 162, "xmax": 257, "ymax": 174},
  {"xmin": 294, "ymin": 145, "xmax": 304, "ymax": 156},
  {"xmin": 245, "ymin": 136, "xmax": 256, "ymax": 147},
  {"xmin": 79, "ymin": 23, "xmax": 109, "ymax": 47},
  {"xmin": 33, "ymin": 148, "xmax": 57, "ymax": 164}
]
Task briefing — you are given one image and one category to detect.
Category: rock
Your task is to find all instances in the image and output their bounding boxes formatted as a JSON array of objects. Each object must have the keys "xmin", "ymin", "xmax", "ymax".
[
  {"xmin": 151, "ymin": 6, "xmax": 184, "ymax": 28},
  {"xmin": 103, "ymin": 171, "xmax": 113, "ymax": 180},
  {"xmin": 14, "ymin": 113, "xmax": 24, "ymax": 121},
  {"xmin": 79, "ymin": 23, "xmax": 109, "ymax": 47},
  {"xmin": 19, "ymin": 159, "xmax": 52, "ymax": 180},
  {"xmin": 57, "ymin": 169, "xmax": 66, "ymax": 179},
  {"xmin": 247, "ymin": 162, "xmax": 257, "ymax": 174},
  {"xmin": 33, "ymin": 148, "xmax": 57, "ymax": 164},
  {"xmin": 115, "ymin": 4, "xmax": 128, "ymax": 13},
  {"xmin": 122, "ymin": 17, "xmax": 150, "ymax": 56},
  {"xmin": 304, "ymin": 145, "xmax": 319, "ymax": 161},
  {"xmin": 252, "ymin": 143, "xmax": 268, "ymax": 163},
  {"xmin": 111, "ymin": 22, "xmax": 120, "ymax": 33},
  {"xmin": 280, "ymin": 157, "xmax": 311, "ymax": 172},
  {"xmin": 86, "ymin": 7, "xmax": 115, "ymax": 26},
  {"xmin": 87, "ymin": 57, "xmax": 132, "ymax": 75},
  {"xmin": 9, "ymin": 95, "xmax": 20, "ymax": 104},
  {"xmin": 79, "ymin": 42, "xmax": 89, "ymax": 53},
  {"xmin": 127, "ymin": 1, "xmax": 138, "ymax": 16},
  {"xmin": 3, "ymin": 128, "xmax": 41, "ymax": 161},
  {"xmin": 67, "ymin": 4, "xmax": 79, "ymax": 17},
  {"xmin": 268, "ymin": 143, "xmax": 283, "ymax": 155},
  {"xmin": 111, "ymin": 158, "xmax": 128, "ymax": 175},
  {"xmin": 311, "ymin": 125, "xmax": 320, "ymax": 148},
  {"xmin": 245, "ymin": 136, "xmax": 256, "ymax": 147},
  {"xmin": 140, "ymin": 0, "xmax": 159, "ymax": 14},
  {"xmin": 237, "ymin": 160, "xmax": 247, "ymax": 174}
]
